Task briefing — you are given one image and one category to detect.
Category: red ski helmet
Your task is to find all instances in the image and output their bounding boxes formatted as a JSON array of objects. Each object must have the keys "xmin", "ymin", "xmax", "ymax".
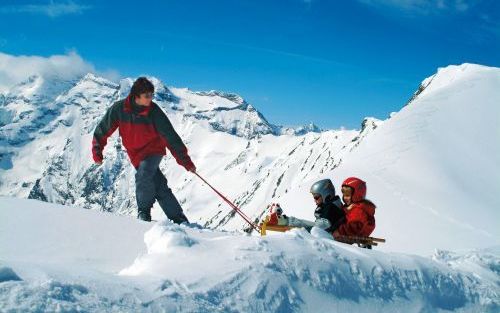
[{"xmin": 341, "ymin": 177, "xmax": 366, "ymax": 203}]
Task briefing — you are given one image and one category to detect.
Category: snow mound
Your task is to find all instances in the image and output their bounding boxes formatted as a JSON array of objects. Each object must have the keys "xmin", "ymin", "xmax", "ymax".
[
  {"xmin": 0, "ymin": 267, "xmax": 22, "ymax": 283},
  {"xmin": 145, "ymin": 222, "xmax": 199, "ymax": 251},
  {"xmin": 1, "ymin": 198, "xmax": 499, "ymax": 312},
  {"xmin": 119, "ymin": 221, "xmax": 499, "ymax": 312},
  {"xmin": 0, "ymin": 279, "xmax": 112, "ymax": 313},
  {"xmin": 120, "ymin": 222, "xmax": 199, "ymax": 276}
]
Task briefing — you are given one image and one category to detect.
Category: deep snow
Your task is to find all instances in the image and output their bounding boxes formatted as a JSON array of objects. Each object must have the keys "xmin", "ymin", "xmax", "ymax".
[
  {"xmin": 1, "ymin": 63, "xmax": 499, "ymax": 311},
  {"xmin": 0, "ymin": 197, "xmax": 498, "ymax": 312}
]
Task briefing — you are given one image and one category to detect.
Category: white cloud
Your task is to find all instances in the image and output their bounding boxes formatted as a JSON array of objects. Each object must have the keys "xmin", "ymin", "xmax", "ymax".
[
  {"xmin": 358, "ymin": 0, "xmax": 477, "ymax": 15},
  {"xmin": 0, "ymin": 1, "xmax": 91, "ymax": 18},
  {"xmin": 0, "ymin": 51, "xmax": 118, "ymax": 93}
]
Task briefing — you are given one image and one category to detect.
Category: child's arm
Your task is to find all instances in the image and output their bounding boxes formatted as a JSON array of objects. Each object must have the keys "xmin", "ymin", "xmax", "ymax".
[{"xmin": 287, "ymin": 216, "xmax": 315, "ymax": 229}]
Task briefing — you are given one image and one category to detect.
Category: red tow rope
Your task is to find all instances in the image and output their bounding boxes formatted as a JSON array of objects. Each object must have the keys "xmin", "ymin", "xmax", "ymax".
[{"xmin": 194, "ymin": 172, "xmax": 260, "ymax": 232}]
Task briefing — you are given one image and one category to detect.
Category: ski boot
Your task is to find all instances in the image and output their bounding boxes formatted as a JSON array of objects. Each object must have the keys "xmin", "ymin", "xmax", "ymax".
[{"xmin": 137, "ymin": 211, "xmax": 152, "ymax": 222}]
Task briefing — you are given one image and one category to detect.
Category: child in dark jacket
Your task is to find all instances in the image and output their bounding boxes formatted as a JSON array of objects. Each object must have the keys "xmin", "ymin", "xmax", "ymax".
[
  {"xmin": 333, "ymin": 177, "xmax": 376, "ymax": 239},
  {"xmin": 267, "ymin": 179, "xmax": 345, "ymax": 234}
]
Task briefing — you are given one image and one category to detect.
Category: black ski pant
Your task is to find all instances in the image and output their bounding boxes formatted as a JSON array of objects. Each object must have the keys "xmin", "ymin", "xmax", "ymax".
[{"xmin": 135, "ymin": 155, "xmax": 188, "ymax": 224}]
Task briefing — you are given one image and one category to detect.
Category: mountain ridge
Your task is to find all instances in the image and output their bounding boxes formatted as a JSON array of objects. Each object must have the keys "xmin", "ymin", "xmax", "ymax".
[{"xmin": 1, "ymin": 63, "xmax": 498, "ymax": 255}]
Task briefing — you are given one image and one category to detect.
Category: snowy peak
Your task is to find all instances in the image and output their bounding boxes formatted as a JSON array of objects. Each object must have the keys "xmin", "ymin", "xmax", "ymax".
[
  {"xmin": 3, "ymin": 74, "xmax": 77, "ymax": 104},
  {"xmin": 7, "ymin": 75, "xmax": 42, "ymax": 98},
  {"xmin": 168, "ymin": 88, "xmax": 324, "ymax": 138},
  {"xmin": 0, "ymin": 73, "xmax": 83, "ymax": 149},
  {"xmin": 280, "ymin": 122, "xmax": 322, "ymax": 136},
  {"xmin": 429, "ymin": 63, "xmax": 493, "ymax": 89},
  {"xmin": 77, "ymin": 73, "xmax": 119, "ymax": 90},
  {"xmin": 407, "ymin": 63, "xmax": 498, "ymax": 106},
  {"xmin": 169, "ymin": 87, "xmax": 278, "ymax": 138},
  {"xmin": 118, "ymin": 76, "xmax": 176, "ymax": 104},
  {"xmin": 21, "ymin": 72, "xmax": 322, "ymax": 140},
  {"xmin": 61, "ymin": 73, "xmax": 119, "ymax": 106},
  {"xmin": 170, "ymin": 87, "xmax": 249, "ymax": 112},
  {"xmin": 276, "ymin": 63, "xmax": 500, "ymax": 255},
  {"xmin": 194, "ymin": 90, "xmax": 247, "ymax": 106},
  {"xmin": 360, "ymin": 117, "xmax": 382, "ymax": 133}
]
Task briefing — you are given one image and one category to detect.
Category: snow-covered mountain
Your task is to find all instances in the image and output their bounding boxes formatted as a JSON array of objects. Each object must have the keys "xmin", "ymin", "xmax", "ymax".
[
  {"xmin": 1, "ymin": 63, "xmax": 499, "ymax": 256},
  {"xmin": 278, "ymin": 63, "xmax": 500, "ymax": 255},
  {"xmin": 1, "ymin": 63, "xmax": 499, "ymax": 312},
  {"xmin": 0, "ymin": 70, "xmax": 371, "ymax": 227},
  {"xmin": 1, "ymin": 197, "xmax": 498, "ymax": 312}
]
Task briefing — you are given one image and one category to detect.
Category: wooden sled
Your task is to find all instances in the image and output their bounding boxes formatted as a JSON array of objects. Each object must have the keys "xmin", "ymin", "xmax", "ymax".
[{"xmin": 259, "ymin": 216, "xmax": 385, "ymax": 247}]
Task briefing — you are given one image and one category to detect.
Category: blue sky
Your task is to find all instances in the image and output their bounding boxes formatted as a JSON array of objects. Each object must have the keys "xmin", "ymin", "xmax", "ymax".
[{"xmin": 0, "ymin": 0, "xmax": 499, "ymax": 129}]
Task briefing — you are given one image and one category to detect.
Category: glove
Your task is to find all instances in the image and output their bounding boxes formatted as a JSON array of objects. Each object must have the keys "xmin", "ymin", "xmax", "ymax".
[
  {"xmin": 314, "ymin": 218, "xmax": 332, "ymax": 230},
  {"xmin": 185, "ymin": 162, "xmax": 197, "ymax": 173},
  {"xmin": 93, "ymin": 150, "xmax": 103, "ymax": 164},
  {"xmin": 288, "ymin": 216, "xmax": 314, "ymax": 228},
  {"xmin": 277, "ymin": 215, "xmax": 289, "ymax": 226}
]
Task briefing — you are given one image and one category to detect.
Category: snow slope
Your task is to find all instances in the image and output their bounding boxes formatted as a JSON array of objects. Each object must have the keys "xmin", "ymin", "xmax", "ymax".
[
  {"xmin": 1, "ymin": 63, "xmax": 499, "ymax": 257},
  {"xmin": 277, "ymin": 64, "xmax": 500, "ymax": 255},
  {"xmin": 1, "ymin": 197, "xmax": 498, "ymax": 312}
]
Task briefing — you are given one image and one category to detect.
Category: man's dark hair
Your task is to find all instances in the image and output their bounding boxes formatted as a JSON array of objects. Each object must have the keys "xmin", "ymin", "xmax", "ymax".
[{"xmin": 130, "ymin": 77, "xmax": 154, "ymax": 98}]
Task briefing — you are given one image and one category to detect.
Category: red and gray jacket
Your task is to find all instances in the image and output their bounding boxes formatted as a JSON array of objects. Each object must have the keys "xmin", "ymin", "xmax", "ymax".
[{"xmin": 92, "ymin": 96, "xmax": 195, "ymax": 170}]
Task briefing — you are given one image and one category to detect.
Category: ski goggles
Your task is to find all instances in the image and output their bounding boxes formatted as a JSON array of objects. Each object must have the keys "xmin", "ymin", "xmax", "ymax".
[{"xmin": 312, "ymin": 194, "xmax": 322, "ymax": 200}]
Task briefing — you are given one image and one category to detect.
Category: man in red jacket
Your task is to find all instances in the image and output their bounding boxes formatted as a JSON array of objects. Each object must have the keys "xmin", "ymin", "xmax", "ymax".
[
  {"xmin": 333, "ymin": 177, "xmax": 376, "ymax": 239},
  {"xmin": 92, "ymin": 77, "xmax": 196, "ymax": 223}
]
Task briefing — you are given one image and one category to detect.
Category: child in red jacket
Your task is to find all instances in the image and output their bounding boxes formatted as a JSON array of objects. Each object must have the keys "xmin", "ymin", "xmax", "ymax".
[{"xmin": 333, "ymin": 177, "xmax": 376, "ymax": 240}]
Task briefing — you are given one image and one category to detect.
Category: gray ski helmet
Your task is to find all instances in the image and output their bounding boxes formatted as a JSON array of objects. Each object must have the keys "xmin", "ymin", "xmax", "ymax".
[{"xmin": 310, "ymin": 179, "xmax": 336, "ymax": 202}]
